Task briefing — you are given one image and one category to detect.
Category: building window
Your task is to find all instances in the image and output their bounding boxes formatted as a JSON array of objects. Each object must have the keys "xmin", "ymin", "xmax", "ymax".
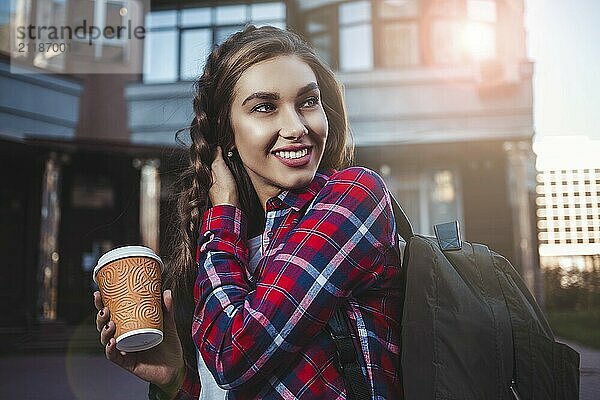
[
  {"xmin": 385, "ymin": 169, "xmax": 463, "ymax": 236},
  {"xmin": 427, "ymin": 0, "xmax": 465, "ymax": 65},
  {"xmin": 302, "ymin": 0, "xmax": 499, "ymax": 71},
  {"xmin": 537, "ymin": 168, "xmax": 600, "ymax": 255},
  {"xmin": 0, "ymin": 0, "xmax": 15, "ymax": 54},
  {"xmin": 69, "ymin": 0, "xmax": 132, "ymax": 65},
  {"xmin": 144, "ymin": 2, "xmax": 286, "ymax": 83},
  {"xmin": 9, "ymin": 0, "xmax": 69, "ymax": 70},
  {"xmin": 377, "ymin": 0, "xmax": 420, "ymax": 67},
  {"xmin": 464, "ymin": 0, "xmax": 497, "ymax": 60},
  {"xmin": 339, "ymin": 1, "xmax": 373, "ymax": 71}
]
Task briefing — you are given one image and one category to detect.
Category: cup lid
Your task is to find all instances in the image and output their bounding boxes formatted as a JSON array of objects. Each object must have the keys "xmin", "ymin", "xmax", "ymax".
[{"xmin": 93, "ymin": 245, "xmax": 164, "ymax": 284}]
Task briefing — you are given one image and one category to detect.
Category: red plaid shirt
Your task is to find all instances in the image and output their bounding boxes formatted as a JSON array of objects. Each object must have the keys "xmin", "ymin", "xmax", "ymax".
[{"xmin": 178, "ymin": 167, "xmax": 402, "ymax": 399}]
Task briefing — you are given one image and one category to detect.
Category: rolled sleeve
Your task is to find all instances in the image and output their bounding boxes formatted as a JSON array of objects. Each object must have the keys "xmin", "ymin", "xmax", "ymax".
[{"xmin": 198, "ymin": 204, "xmax": 248, "ymax": 265}]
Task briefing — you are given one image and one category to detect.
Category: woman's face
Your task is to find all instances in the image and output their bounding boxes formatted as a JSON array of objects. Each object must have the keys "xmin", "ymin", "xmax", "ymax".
[{"xmin": 230, "ymin": 55, "xmax": 329, "ymax": 207}]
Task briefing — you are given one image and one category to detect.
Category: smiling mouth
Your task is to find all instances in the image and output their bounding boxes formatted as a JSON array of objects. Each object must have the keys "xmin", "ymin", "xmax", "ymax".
[
  {"xmin": 272, "ymin": 148, "xmax": 309, "ymax": 159},
  {"xmin": 272, "ymin": 147, "xmax": 312, "ymax": 167}
]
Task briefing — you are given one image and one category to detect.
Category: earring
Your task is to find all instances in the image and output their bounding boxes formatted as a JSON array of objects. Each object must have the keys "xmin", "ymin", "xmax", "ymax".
[{"xmin": 227, "ymin": 150, "xmax": 234, "ymax": 158}]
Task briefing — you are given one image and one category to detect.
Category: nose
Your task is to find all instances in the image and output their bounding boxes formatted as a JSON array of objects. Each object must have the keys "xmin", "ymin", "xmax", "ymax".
[{"xmin": 278, "ymin": 106, "xmax": 308, "ymax": 140}]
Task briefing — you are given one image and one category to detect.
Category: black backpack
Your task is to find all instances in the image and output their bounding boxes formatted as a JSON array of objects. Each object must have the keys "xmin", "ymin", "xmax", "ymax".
[{"xmin": 329, "ymin": 196, "xmax": 580, "ymax": 400}]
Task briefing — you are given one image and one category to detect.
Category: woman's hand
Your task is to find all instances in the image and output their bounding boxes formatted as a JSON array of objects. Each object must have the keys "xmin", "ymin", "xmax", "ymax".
[
  {"xmin": 209, "ymin": 146, "xmax": 240, "ymax": 208},
  {"xmin": 94, "ymin": 289, "xmax": 185, "ymax": 396}
]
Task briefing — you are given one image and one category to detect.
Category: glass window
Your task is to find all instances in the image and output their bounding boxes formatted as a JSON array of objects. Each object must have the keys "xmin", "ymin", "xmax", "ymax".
[
  {"xmin": 339, "ymin": 1, "xmax": 373, "ymax": 71},
  {"xmin": 215, "ymin": 4, "xmax": 247, "ymax": 25},
  {"xmin": 180, "ymin": 29, "xmax": 212, "ymax": 81},
  {"xmin": 381, "ymin": 22, "xmax": 419, "ymax": 67},
  {"xmin": 428, "ymin": 0, "xmax": 463, "ymax": 17},
  {"xmin": 251, "ymin": 2, "xmax": 285, "ymax": 21},
  {"xmin": 463, "ymin": 21, "xmax": 496, "ymax": 60},
  {"xmin": 430, "ymin": 19, "xmax": 464, "ymax": 64},
  {"xmin": 340, "ymin": 1, "xmax": 371, "ymax": 24},
  {"xmin": 144, "ymin": 30, "xmax": 178, "ymax": 83},
  {"xmin": 0, "ymin": 0, "xmax": 12, "ymax": 54},
  {"xmin": 464, "ymin": 0, "xmax": 496, "ymax": 60},
  {"xmin": 105, "ymin": 2, "xmax": 124, "ymax": 27},
  {"xmin": 340, "ymin": 24, "xmax": 373, "ymax": 71},
  {"xmin": 390, "ymin": 177, "xmax": 422, "ymax": 233},
  {"xmin": 181, "ymin": 8, "xmax": 211, "ymax": 27},
  {"xmin": 379, "ymin": 0, "xmax": 419, "ymax": 19},
  {"xmin": 389, "ymin": 169, "xmax": 462, "ymax": 235},
  {"xmin": 143, "ymin": 2, "xmax": 286, "ymax": 82},
  {"xmin": 311, "ymin": 33, "xmax": 334, "ymax": 67},
  {"xmin": 25, "ymin": 0, "xmax": 68, "ymax": 70},
  {"xmin": 303, "ymin": 4, "xmax": 336, "ymax": 68},
  {"xmin": 428, "ymin": 170, "xmax": 459, "ymax": 225},
  {"xmin": 467, "ymin": 0, "xmax": 497, "ymax": 22},
  {"xmin": 146, "ymin": 10, "xmax": 177, "ymax": 29},
  {"xmin": 425, "ymin": 0, "xmax": 497, "ymax": 64},
  {"xmin": 216, "ymin": 25, "xmax": 245, "ymax": 44},
  {"xmin": 0, "ymin": 0, "xmax": 13, "ymax": 23}
]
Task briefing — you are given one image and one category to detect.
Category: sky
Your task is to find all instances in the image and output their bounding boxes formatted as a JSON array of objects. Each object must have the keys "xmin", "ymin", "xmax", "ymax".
[{"xmin": 525, "ymin": 0, "xmax": 600, "ymax": 141}]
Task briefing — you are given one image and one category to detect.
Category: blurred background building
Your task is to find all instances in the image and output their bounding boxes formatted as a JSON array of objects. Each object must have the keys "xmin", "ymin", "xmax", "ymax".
[
  {"xmin": 1, "ymin": 0, "xmax": 539, "ymax": 347},
  {"xmin": 534, "ymin": 136, "xmax": 600, "ymax": 313}
]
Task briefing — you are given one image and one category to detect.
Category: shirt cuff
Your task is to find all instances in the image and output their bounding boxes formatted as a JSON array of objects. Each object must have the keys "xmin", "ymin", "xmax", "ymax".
[
  {"xmin": 198, "ymin": 205, "xmax": 248, "ymax": 264},
  {"xmin": 201, "ymin": 205, "xmax": 247, "ymax": 238}
]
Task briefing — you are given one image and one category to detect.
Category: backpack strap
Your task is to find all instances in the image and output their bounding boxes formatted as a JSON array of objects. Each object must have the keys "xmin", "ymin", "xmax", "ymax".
[
  {"xmin": 389, "ymin": 193, "xmax": 414, "ymax": 242},
  {"xmin": 327, "ymin": 308, "xmax": 371, "ymax": 400}
]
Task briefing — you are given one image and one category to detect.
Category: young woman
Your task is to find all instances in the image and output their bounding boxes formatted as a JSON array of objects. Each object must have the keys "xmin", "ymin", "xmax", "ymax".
[{"xmin": 94, "ymin": 25, "xmax": 402, "ymax": 399}]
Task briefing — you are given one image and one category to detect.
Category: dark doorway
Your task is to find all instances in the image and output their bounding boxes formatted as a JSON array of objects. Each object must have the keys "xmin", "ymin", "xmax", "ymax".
[
  {"xmin": 57, "ymin": 152, "xmax": 140, "ymax": 324},
  {"xmin": 0, "ymin": 141, "xmax": 42, "ymax": 327}
]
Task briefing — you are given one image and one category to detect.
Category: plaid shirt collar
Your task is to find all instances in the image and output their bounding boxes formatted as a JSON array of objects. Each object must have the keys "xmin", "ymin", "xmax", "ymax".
[{"xmin": 266, "ymin": 169, "xmax": 334, "ymax": 212}]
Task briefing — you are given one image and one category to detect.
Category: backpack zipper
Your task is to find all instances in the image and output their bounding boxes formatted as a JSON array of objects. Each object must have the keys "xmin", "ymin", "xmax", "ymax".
[{"xmin": 509, "ymin": 380, "xmax": 522, "ymax": 400}]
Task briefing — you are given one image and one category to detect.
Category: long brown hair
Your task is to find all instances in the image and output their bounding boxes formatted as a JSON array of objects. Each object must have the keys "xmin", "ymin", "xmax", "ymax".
[{"xmin": 166, "ymin": 25, "xmax": 353, "ymax": 370}]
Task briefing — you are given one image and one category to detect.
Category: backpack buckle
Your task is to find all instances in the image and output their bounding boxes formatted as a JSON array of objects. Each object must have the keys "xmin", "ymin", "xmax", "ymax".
[{"xmin": 434, "ymin": 221, "xmax": 462, "ymax": 251}]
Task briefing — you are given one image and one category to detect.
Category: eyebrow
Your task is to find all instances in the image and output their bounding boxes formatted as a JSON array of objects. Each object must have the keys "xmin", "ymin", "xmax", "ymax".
[{"xmin": 241, "ymin": 82, "xmax": 319, "ymax": 106}]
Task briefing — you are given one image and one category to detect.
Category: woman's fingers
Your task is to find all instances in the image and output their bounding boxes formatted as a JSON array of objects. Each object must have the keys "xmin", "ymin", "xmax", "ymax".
[
  {"xmin": 214, "ymin": 145, "xmax": 223, "ymax": 159},
  {"xmin": 93, "ymin": 291, "xmax": 103, "ymax": 311},
  {"xmin": 105, "ymin": 338, "xmax": 127, "ymax": 366},
  {"xmin": 94, "ymin": 291, "xmax": 110, "ymax": 333},
  {"xmin": 163, "ymin": 289, "xmax": 174, "ymax": 318},
  {"xmin": 162, "ymin": 290, "xmax": 178, "ymax": 336},
  {"xmin": 96, "ymin": 306, "xmax": 110, "ymax": 333},
  {"xmin": 209, "ymin": 146, "xmax": 240, "ymax": 207},
  {"xmin": 100, "ymin": 320, "xmax": 116, "ymax": 346}
]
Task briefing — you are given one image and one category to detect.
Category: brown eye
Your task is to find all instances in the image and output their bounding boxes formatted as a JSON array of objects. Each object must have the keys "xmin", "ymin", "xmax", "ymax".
[
  {"xmin": 252, "ymin": 103, "xmax": 276, "ymax": 113},
  {"xmin": 300, "ymin": 96, "xmax": 319, "ymax": 108}
]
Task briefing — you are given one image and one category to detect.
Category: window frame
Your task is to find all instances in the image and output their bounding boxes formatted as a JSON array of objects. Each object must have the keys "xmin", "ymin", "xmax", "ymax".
[
  {"xmin": 384, "ymin": 167, "xmax": 465, "ymax": 236},
  {"xmin": 144, "ymin": 1, "xmax": 287, "ymax": 83},
  {"xmin": 300, "ymin": 0, "xmax": 500, "ymax": 72},
  {"xmin": 372, "ymin": 0, "xmax": 423, "ymax": 68}
]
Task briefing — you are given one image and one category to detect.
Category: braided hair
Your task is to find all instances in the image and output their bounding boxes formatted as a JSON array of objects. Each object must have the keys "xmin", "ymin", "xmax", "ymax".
[{"xmin": 165, "ymin": 25, "xmax": 354, "ymax": 371}]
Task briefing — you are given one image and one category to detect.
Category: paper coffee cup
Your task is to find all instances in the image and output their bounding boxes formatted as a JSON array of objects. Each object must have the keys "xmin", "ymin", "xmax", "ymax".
[{"xmin": 93, "ymin": 246, "xmax": 164, "ymax": 352}]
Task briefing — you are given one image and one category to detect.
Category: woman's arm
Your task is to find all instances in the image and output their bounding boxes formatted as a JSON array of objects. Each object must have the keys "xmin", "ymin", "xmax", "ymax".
[
  {"xmin": 193, "ymin": 167, "xmax": 395, "ymax": 389},
  {"xmin": 93, "ymin": 289, "xmax": 201, "ymax": 399}
]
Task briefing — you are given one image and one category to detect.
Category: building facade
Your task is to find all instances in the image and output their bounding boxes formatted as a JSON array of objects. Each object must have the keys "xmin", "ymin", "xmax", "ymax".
[
  {"xmin": 0, "ymin": 0, "xmax": 539, "ymax": 335},
  {"xmin": 535, "ymin": 136, "xmax": 600, "ymax": 290}
]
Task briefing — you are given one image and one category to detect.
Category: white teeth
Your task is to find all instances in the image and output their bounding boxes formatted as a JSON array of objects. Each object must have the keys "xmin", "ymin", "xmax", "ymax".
[{"xmin": 275, "ymin": 148, "xmax": 308, "ymax": 159}]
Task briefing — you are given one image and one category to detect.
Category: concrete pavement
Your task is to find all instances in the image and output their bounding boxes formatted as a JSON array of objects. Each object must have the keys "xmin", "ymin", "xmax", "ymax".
[
  {"xmin": 558, "ymin": 338, "xmax": 600, "ymax": 400},
  {"xmin": 0, "ymin": 353, "xmax": 147, "ymax": 400},
  {"xmin": 0, "ymin": 340, "xmax": 598, "ymax": 399}
]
